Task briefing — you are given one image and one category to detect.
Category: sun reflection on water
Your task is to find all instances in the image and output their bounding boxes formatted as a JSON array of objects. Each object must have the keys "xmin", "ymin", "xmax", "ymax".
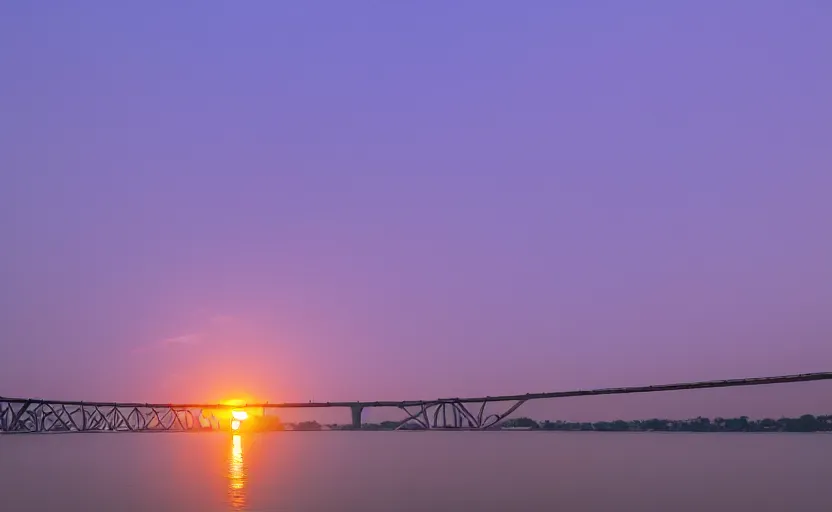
[{"xmin": 227, "ymin": 434, "xmax": 247, "ymax": 510}]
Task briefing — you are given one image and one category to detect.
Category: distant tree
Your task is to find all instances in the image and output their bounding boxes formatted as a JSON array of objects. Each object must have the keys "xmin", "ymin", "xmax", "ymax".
[
  {"xmin": 642, "ymin": 419, "xmax": 669, "ymax": 431},
  {"xmin": 683, "ymin": 417, "xmax": 711, "ymax": 432},
  {"xmin": 612, "ymin": 420, "xmax": 630, "ymax": 431},
  {"xmin": 359, "ymin": 421, "xmax": 401, "ymax": 431},
  {"xmin": 724, "ymin": 416, "xmax": 750, "ymax": 432},
  {"xmin": 294, "ymin": 421, "xmax": 322, "ymax": 431},
  {"xmin": 593, "ymin": 421, "xmax": 629, "ymax": 431},
  {"xmin": 758, "ymin": 418, "xmax": 777, "ymax": 431},
  {"xmin": 791, "ymin": 414, "xmax": 819, "ymax": 432},
  {"xmin": 501, "ymin": 417, "xmax": 540, "ymax": 429}
]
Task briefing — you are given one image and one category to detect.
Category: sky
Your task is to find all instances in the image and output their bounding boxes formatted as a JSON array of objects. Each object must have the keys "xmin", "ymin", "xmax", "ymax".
[{"xmin": 1, "ymin": 1, "xmax": 831, "ymax": 421}]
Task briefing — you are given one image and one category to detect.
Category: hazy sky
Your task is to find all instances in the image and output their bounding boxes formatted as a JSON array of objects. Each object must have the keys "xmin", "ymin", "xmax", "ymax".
[{"xmin": 1, "ymin": 1, "xmax": 830, "ymax": 421}]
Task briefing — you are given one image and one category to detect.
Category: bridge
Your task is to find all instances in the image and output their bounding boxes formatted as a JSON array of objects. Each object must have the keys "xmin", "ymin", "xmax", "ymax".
[{"xmin": 1, "ymin": 372, "xmax": 830, "ymax": 434}]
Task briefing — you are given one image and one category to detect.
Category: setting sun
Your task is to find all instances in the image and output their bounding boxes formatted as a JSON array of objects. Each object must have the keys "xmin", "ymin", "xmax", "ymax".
[
  {"xmin": 199, "ymin": 396, "xmax": 281, "ymax": 432},
  {"xmin": 230, "ymin": 410, "xmax": 249, "ymax": 431}
]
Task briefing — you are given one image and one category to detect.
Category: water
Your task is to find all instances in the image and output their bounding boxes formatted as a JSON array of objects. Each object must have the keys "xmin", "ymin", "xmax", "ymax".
[{"xmin": 1, "ymin": 431, "xmax": 830, "ymax": 511}]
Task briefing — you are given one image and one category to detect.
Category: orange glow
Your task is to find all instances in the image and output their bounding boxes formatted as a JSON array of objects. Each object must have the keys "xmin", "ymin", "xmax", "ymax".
[
  {"xmin": 203, "ymin": 397, "xmax": 263, "ymax": 429},
  {"xmin": 220, "ymin": 396, "xmax": 263, "ymax": 412}
]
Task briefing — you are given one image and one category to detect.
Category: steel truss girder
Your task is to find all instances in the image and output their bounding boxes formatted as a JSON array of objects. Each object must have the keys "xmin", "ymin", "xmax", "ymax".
[
  {"xmin": 5, "ymin": 372, "xmax": 831, "ymax": 433},
  {"xmin": 396, "ymin": 399, "xmax": 527, "ymax": 430},
  {"xmin": 0, "ymin": 400, "xmax": 217, "ymax": 434}
]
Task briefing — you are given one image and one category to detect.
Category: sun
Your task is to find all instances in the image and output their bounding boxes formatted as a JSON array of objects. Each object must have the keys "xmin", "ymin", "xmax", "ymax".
[{"xmin": 230, "ymin": 410, "xmax": 249, "ymax": 431}]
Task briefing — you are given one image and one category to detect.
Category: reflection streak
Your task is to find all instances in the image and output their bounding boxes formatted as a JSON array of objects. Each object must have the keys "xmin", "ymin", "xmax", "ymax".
[{"xmin": 227, "ymin": 434, "xmax": 247, "ymax": 510}]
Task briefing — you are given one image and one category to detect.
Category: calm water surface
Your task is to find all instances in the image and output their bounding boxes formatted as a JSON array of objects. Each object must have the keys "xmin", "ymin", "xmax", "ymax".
[{"xmin": 1, "ymin": 432, "xmax": 830, "ymax": 511}]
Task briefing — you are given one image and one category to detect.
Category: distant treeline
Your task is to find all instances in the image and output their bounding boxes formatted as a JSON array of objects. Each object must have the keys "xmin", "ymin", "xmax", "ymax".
[
  {"xmin": 329, "ymin": 421, "xmax": 401, "ymax": 431},
  {"xmin": 324, "ymin": 415, "xmax": 832, "ymax": 432},
  {"xmin": 282, "ymin": 420, "xmax": 400, "ymax": 431},
  {"xmin": 501, "ymin": 415, "xmax": 832, "ymax": 432}
]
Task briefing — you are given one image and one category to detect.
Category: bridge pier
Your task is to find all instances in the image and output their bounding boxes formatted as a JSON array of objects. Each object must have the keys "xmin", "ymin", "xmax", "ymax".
[{"xmin": 350, "ymin": 404, "xmax": 363, "ymax": 430}]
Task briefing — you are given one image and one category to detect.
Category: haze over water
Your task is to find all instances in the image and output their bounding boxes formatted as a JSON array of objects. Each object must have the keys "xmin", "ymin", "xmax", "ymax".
[{"xmin": 2, "ymin": 432, "xmax": 831, "ymax": 511}]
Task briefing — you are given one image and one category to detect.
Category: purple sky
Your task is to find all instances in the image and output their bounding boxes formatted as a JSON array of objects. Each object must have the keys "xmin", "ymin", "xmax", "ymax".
[{"xmin": 1, "ymin": 2, "xmax": 831, "ymax": 421}]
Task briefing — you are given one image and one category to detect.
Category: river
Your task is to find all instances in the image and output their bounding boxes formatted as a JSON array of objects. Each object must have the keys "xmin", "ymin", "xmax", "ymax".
[{"xmin": 1, "ymin": 431, "xmax": 829, "ymax": 511}]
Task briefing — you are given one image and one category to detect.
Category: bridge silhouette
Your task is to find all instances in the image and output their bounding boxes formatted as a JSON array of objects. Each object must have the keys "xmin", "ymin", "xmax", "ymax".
[{"xmin": 2, "ymin": 372, "xmax": 830, "ymax": 434}]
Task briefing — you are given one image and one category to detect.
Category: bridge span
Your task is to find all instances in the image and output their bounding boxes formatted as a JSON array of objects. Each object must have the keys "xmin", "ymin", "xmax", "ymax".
[{"xmin": 2, "ymin": 372, "xmax": 830, "ymax": 434}]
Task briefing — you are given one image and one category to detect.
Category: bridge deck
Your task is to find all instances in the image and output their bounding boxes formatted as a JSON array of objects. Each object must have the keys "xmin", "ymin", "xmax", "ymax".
[{"xmin": 3, "ymin": 371, "xmax": 830, "ymax": 409}]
